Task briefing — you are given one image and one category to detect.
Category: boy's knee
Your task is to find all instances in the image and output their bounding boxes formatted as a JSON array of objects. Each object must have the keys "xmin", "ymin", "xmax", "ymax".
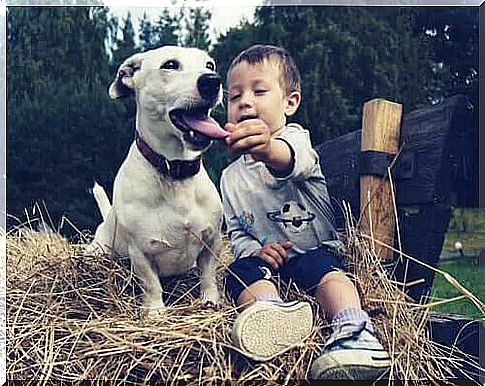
[{"xmin": 318, "ymin": 269, "xmax": 353, "ymax": 287}]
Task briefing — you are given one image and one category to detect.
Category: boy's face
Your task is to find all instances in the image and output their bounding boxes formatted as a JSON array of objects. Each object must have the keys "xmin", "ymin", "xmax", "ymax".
[{"xmin": 227, "ymin": 59, "xmax": 300, "ymax": 135}]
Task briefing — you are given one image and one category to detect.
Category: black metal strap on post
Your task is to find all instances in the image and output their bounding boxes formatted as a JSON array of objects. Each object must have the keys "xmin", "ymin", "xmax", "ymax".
[{"xmin": 359, "ymin": 150, "xmax": 415, "ymax": 179}]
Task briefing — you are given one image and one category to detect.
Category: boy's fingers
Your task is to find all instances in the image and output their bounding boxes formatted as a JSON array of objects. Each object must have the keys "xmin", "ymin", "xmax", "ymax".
[
  {"xmin": 264, "ymin": 247, "xmax": 284, "ymax": 268},
  {"xmin": 228, "ymin": 125, "xmax": 265, "ymax": 142},
  {"xmin": 280, "ymin": 241, "xmax": 293, "ymax": 250},
  {"xmin": 272, "ymin": 243, "xmax": 289, "ymax": 261},
  {"xmin": 224, "ymin": 123, "xmax": 237, "ymax": 133},
  {"xmin": 230, "ymin": 120, "xmax": 268, "ymax": 136},
  {"xmin": 260, "ymin": 253, "xmax": 280, "ymax": 270},
  {"xmin": 229, "ymin": 134, "xmax": 266, "ymax": 151}
]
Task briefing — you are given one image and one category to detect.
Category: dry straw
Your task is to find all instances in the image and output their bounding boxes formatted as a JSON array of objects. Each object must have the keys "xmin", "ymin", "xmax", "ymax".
[{"xmin": 6, "ymin": 205, "xmax": 483, "ymax": 383}]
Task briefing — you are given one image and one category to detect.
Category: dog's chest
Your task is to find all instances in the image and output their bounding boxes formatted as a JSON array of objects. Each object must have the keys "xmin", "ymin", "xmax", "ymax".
[
  {"xmin": 114, "ymin": 150, "xmax": 222, "ymax": 276},
  {"xmin": 120, "ymin": 178, "xmax": 221, "ymax": 276},
  {"xmin": 140, "ymin": 199, "xmax": 219, "ymax": 276}
]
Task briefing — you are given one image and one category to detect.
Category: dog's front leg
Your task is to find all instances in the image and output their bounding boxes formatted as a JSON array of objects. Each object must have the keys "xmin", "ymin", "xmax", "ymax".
[
  {"xmin": 197, "ymin": 231, "xmax": 221, "ymax": 304},
  {"xmin": 129, "ymin": 245, "xmax": 166, "ymax": 317}
]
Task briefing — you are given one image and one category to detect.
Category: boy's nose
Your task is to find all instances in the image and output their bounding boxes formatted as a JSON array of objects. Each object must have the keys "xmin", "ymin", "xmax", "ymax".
[{"xmin": 239, "ymin": 92, "xmax": 254, "ymax": 107}]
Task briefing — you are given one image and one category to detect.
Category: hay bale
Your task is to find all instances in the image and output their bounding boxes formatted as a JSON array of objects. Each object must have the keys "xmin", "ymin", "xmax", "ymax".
[{"xmin": 6, "ymin": 219, "xmax": 483, "ymax": 382}]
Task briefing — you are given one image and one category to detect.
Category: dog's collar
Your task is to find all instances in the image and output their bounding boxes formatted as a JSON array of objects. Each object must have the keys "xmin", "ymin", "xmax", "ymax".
[{"xmin": 135, "ymin": 131, "xmax": 201, "ymax": 179}]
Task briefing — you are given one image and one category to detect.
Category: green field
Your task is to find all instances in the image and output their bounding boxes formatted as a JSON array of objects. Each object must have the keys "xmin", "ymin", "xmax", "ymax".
[
  {"xmin": 442, "ymin": 208, "xmax": 485, "ymax": 255},
  {"xmin": 429, "ymin": 208, "xmax": 484, "ymax": 319},
  {"xmin": 430, "ymin": 258, "xmax": 483, "ymax": 319}
]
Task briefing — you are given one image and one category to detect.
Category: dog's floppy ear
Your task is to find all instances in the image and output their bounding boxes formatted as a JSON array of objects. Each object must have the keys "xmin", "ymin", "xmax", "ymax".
[{"xmin": 108, "ymin": 53, "xmax": 145, "ymax": 99}]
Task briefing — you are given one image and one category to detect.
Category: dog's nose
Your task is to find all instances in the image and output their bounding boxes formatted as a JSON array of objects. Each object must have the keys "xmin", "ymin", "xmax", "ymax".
[{"xmin": 197, "ymin": 73, "xmax": 221, "ymax": 100}]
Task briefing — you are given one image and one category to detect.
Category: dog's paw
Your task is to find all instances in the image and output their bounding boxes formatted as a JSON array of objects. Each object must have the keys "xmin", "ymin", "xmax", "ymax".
[
  {"xmin": 84, "ymin": 242, "xmax": 103, "ymax": 255},
  {"xmin": 143, "ymin": 305, "xmax": 167, "ymax": 319},
  {"xmin": 200, "ymin": 286, "xmax": 221, "ymax": 306}
]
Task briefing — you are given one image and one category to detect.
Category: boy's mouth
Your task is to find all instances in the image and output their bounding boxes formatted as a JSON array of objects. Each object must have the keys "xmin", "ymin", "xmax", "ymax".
[{"xmin": 238, "ymin": 115, "xmax": 258, "ymax": 123}]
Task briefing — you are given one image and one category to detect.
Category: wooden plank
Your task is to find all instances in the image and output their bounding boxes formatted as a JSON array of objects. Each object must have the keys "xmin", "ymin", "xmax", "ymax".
[
  {"xmin": 317, "ymin": 130, "xmax": 361, "ymax": 230},
  {"xmin": 394, "ymin": 204, "xmax": 451, "ymax": 301},
  {"xmin": 359, "ymin": 99, "xmax": 402, "ymax": 261},
  {"xmin": 316, "ymin": 95, "xmax": 473, "ymax": 212},
  {"xmin": 428, "ymin": 312, "xmax": 481, "ymax": 381}
]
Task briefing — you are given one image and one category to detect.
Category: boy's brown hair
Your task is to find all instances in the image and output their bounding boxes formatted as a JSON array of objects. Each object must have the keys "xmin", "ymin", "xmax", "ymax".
[{"xmin": 227, "ymin": 44, "xmax": 301, "ymax": 95}]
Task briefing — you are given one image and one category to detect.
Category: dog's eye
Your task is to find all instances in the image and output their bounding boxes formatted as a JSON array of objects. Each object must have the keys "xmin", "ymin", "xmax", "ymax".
[
  {"xmin": 206, "ymin": 62, "xmax": 215, "ymax": 71},
  {"xmin": 161, "ymin": 60, "xmax": 180, "ymax": 70}
]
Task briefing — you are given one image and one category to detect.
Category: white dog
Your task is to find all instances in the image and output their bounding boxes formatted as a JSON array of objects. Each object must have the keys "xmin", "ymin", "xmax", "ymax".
[{"xmin": 90, "ymin": 46, "xmax": 228, "ymax": 317}]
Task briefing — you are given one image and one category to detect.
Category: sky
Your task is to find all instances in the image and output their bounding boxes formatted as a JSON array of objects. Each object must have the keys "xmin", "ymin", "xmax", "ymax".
[{"xmin": 108, "ymin": 6, "xmax": 256, "ymax": 44}]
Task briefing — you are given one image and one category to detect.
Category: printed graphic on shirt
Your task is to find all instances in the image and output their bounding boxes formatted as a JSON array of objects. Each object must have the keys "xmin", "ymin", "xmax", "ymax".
[
  {"xmin": 267, "ymin": 200, "xmax": 316, "ymax": 233},
  {"xmin": 237, "ymin": 210, "xmax": 254, "ymax": 232},
  {"xmin": 235, "ymin": 211, "xmax": 271, "ymax": 245}
]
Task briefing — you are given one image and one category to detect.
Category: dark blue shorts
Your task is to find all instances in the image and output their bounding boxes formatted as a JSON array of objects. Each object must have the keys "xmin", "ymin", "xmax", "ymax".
[{"xmin": 225, "ymin": 244, "xmax": 345, "ymax": 302}]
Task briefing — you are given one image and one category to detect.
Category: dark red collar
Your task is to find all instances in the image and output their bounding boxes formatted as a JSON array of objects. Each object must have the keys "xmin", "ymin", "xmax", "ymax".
[{"xmin": 135, "ymin": 131, "xmax": 201, "ymax": 180}]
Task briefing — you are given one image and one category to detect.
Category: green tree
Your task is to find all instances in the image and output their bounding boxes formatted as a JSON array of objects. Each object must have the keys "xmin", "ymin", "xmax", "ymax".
[
  {"xmin": 183, "ymin": 7, "xmax": 212, "ymax": 50},
  {"xmin": 139, "ymin": 9, "xmax": 181, "ymax": 51},
  {"xmin": 7, "ymin": 7, "xmax": 129, "ymax": 235},
  {"xmin": 111, "ymin": 12, "xmax": 136, "ymax": 70},
  {"xmin": 155, "ymin": 9, "xmax": 181, "ymax": 47},
  {"xmin": 414, "ymin": 7, "xmax": 478, "ymax": 106}
]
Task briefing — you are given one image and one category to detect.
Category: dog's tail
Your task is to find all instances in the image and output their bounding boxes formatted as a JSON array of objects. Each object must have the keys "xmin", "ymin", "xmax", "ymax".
[{"xmin": 92, "ymin": 181, "xmax": 112, "ymax": 221}]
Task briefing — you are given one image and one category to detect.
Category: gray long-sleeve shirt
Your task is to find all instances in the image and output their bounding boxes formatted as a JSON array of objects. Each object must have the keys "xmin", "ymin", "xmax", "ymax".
[{"xmin": 220, "ymin": 123, "xmax": 341, "ymax": 260}]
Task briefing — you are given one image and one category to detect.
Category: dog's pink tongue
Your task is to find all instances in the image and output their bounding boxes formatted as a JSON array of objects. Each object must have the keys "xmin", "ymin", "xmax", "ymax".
[{"xmin": 184, "ymin": 116, "xmax": 229, "ymax": 138}]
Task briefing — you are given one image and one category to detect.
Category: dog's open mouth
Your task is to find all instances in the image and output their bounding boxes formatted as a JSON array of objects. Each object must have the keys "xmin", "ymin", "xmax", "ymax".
[{"xmin": 169, "ymin": 107, "xmax": 229, "ymax": 148}]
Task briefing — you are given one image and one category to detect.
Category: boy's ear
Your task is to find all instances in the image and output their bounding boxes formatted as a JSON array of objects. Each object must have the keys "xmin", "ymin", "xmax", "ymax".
[{"xmin": 285, "ymin": 91, "xmax": 301, "ymax": 117}]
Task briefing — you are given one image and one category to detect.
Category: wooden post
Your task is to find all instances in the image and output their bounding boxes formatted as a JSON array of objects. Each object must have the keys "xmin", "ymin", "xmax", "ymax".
[{"xmin": 360, "ymin": 99, "xmax": 403, "ymax": 261}]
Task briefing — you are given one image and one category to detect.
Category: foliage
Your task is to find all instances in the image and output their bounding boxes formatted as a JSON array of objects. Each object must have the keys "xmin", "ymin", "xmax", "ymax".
[
  {"xmin": 7, "ymin": 7, "xmax": 129, "ymax": 233},
  {"xmin": 138, "ymin": 9, "xmax": 181, "ymax": 51},
  {"xmin": 111, "ymin": 11, "xmax": 137, "ymax": 70},
  {"xmin": 182, "ymin": 7, "xmax": 212, "ymax": 50},
  {"xmin": 431, "ymin": 258, "xmax": 483, "ymax": 319},
  {"xmin": 443, "ymin": 208, "xmax": 485, "ymax": 256}
]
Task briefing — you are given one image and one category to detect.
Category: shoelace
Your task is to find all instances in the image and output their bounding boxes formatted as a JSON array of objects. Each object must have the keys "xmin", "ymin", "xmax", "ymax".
[{"xmin": 323, "ymin": 321, "xmax": 369, "ymax": 352}]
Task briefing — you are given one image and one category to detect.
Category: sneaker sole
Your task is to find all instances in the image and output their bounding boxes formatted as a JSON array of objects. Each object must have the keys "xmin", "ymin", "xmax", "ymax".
[
  {"xmin": 311, "ymin": 348, "xmax": 390, "ymax": 380},
  {"xmin": 232, "ymin": 301, "xmax": 313, "ymax": 361}
]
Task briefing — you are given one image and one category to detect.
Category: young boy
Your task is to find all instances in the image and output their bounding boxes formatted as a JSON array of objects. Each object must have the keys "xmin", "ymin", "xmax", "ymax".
[{"xmin": 220, "ymin": 45, "xmax": 390, "ymax": 380}]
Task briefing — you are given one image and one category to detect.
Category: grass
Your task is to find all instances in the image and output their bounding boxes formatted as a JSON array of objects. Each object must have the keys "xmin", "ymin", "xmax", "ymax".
[
  {"xmin": 430, "ymin": 208, "xmax": 484, "ymax": 319},
  {"xmin": 442, "ymin": 208, "xmax": 485, "ymax": 255},
  {"xmin": 430, "ymin": 258, "xmax": 483, "ymax": 319}
]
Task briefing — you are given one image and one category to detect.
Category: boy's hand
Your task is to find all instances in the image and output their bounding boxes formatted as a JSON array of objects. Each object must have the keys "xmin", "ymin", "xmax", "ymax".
[
  {"xmin": 252, "ymin": 241, "xmax": 293, "ymax": 270},
  {"xmin": 225, "ymin": 119, "xmax": 272, "ymax": 162}
]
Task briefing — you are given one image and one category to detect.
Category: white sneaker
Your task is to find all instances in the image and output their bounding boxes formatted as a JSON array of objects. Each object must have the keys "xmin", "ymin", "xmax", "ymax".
[
  {"xmin": 231, "ymin": 300, "xmax": 313, "ymax": 361},
  {"xmin": 310, "ymin": 322, "xmax": 391, "ymax": 380}
]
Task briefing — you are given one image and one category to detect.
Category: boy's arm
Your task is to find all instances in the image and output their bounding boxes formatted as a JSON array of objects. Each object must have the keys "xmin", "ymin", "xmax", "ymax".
[
  {"xmin": 271, "ymin": 125, "xmax": 320, "ymax": 181},
  {"xmin": 261, "ymin": 138, "xmax": 295, "ymax": 177},
  {"xmin": 220, "ymin": 171, "xmax": 263, "ymax": 260},
  {"xmin": 227, "ymin": 226, "xmax": 262, "ymax": 260}
]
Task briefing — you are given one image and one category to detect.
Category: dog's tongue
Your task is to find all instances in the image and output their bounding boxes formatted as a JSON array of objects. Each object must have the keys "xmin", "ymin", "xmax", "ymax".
[{"xmin": 183, "ymin": 116, "xmax": 229, "ymax": 139}]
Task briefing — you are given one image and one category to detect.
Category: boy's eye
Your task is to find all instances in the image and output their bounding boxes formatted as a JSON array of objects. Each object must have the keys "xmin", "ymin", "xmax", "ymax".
[
  {"xmin": 229, "ymin": 94, "xmax": 241, "ymax": 101},
  {"xmin": 255, "ymin": 89, "xmax": 268, "ymax": 95}
]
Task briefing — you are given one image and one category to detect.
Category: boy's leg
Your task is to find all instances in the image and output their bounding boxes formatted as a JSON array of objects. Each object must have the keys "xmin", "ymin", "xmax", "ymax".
[
  {"xmin": 314, "ymin": 270, "xmax": 361, "ymax": 319},
  {"xmin": 236, "ymin": 279, "xmax": 281, "ymax": 308},
  {"xmin": 225, "ymin": 256, "xmax": 313, "ymax": 361},
  {"xmin": 297, "ymin": 248, "xmax": 390, "ymax": 380}
]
